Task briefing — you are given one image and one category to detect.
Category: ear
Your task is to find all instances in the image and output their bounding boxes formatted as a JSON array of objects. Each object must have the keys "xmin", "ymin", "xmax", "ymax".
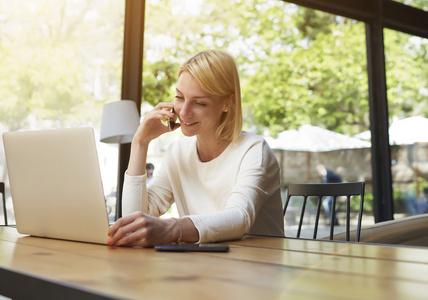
[{"xmin": 223, "ymin": 94, "xmax": 235, "ymax": 112}]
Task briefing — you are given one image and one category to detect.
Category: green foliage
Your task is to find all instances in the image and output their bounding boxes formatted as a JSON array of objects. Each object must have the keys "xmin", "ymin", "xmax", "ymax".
[
  {"xmin": 142, "ymin": 60, "xmax": 179, "ymax": 106},
  {"xmin": 241, "ymin": 12, "xmax": 370, "ymax": 136},
  {"xmin": 385, "ymin": 29, "xmax": 428, "ymax": 119},
  {"xmin": 0, "ymin": 0, "xmax": 123, "ymax": 131},
  {"xmin": 143, "ymin": 1, "xmax": 426, "ymax": 137},
  {"xmin": 1, "ymin": 0, "xmax": 426, "ymax": 137},
  {"xmin": 394, "ymin": 0, "xmax": 428, "ymax": 10}
]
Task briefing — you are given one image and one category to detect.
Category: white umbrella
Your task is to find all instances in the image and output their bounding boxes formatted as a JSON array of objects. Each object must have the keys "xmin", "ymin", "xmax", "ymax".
[
  {"xmin": 270, "ymin": 124, "xmax": 371, "ymax": 152},
  {"xmin": 353, "ymin": 116, "xmax": 428, "ymax": 145},
  {"xmin": 354, "ymin": 116, "xmax": 428, "ymax": 195},
  {"xmin": 268, "ymin": 124, "xmax": 371, "ymax": 183},
  {"xmin": 389, "ymin": 116, "xmax": 428, "ymax": 145}
]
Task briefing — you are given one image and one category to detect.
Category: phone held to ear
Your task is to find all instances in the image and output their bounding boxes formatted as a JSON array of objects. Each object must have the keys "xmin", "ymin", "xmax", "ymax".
[
  {"xmin": 168, "ymin": 108, "xmax": 178, "ymax": 131},
  {"xmin": 155, "ymin": 243, "xmax": 230, "ymax": 252}
]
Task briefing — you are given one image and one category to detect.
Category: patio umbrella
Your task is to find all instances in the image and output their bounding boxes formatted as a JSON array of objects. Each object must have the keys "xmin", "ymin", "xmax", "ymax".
[
  {"xmin": 271, "ymin": 124, "xmax": 371, "ymax": 152},
  {"xmin": 354, "ymin": 116, "xmax": 428, "ymax": 196},
  {"xmin": 268, "ymin": 124, "xmax": 371, "ymax": 182},
  {"xmin": 353, "ymin": 116, "xmax": 428, "ymax": 145}
]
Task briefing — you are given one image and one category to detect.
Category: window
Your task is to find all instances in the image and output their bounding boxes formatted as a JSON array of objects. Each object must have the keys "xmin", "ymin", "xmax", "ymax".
[
  {"xmin": 0, "ymin": 0, "xmax": 125, "ymax": 223},
  {"xmin": 385, "ymin": 29, "xmax": 428, "ymax": 218},
  {"xmin": 143, "ymin": 0, "xmax": 372, "ymax": 234}
]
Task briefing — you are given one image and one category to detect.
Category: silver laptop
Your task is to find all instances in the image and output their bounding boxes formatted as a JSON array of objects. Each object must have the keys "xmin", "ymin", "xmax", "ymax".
[{"xmin": 3, "ymin": 127, "xmax": 110, "ymax": 244}]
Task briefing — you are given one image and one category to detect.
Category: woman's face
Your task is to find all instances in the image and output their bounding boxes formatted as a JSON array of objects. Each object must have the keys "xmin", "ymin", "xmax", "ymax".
[{"xmin": 174, "ymin": 71, "xmax": 227, "ymax": 139}]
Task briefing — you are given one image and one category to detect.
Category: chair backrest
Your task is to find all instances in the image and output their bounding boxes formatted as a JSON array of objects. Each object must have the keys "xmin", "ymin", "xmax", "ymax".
[
  {"xmin": 0, "ymin": 182, "xmax": 7, "ymax": 226},
  {"xmin": 283, "ymin": 182, "xmax": 365, "ymax": 242}
]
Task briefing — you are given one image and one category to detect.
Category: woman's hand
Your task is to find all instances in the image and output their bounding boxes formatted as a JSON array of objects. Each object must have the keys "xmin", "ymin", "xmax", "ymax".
[
  {"xmin": 126, "ymin": 102, "xmax": 181, "ymax": 176},
  {"xmin": 133, "ymin": 102, "xmax": 180, "ymax": 146},
  {"xmin": 107, "ymin": 212, "xmax": 178, "ymax": 247}
]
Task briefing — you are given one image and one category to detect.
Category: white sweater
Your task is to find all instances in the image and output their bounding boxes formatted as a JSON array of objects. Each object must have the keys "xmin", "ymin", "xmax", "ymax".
[{"xmin": 122, "ymin": 131, "xmax": 284, "ymax": 243}]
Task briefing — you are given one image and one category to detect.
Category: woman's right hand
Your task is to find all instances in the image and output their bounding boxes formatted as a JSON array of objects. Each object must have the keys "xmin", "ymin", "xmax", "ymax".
[
  {"xmin": 107, "ymin": 212, "xmax": 178, "ymax": 247},
  {"xmin": 133, "ymin": 102, "xmax": 180, "ymax": 146}
]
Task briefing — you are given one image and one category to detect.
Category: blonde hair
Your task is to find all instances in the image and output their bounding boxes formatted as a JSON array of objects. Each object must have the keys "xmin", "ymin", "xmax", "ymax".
[{"xmin": 177, "ymin": 50, "xmax": 242, "ymax": 142}]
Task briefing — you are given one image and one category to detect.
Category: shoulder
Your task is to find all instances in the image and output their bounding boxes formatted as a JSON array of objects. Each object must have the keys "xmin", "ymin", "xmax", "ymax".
[
  {"xmin": 235, "ymin": 131, "xmax": 269, "ymax": 147},
  {"xmin": 232, "ymin": 131, "xmax": 278, "ymax": 166},
  {"xmin": 326, "ymin": 170, "xmax": 342, "ymax": 182},
  {"xmin": 233, "ymin": 131, "xmax": 275, "ymax": 155}
]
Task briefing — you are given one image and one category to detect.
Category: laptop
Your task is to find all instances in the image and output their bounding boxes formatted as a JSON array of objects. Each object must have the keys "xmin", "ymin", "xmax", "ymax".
[{"xmin": 2, "ymin": 127, "xmax": 110, "ymax": 244}]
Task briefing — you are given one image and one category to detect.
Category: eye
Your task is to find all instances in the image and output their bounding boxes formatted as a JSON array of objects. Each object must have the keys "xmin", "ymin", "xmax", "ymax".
[
  {"xmin": 174, "ymin": 95, "xmax": 184, "ymax": 101},
  {"xmin": 195, "ymin": 102, "xmax": 207, "ymax": 107}
]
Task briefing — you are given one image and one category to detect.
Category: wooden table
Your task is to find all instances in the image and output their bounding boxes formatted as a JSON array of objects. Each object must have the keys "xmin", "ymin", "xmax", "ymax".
[{"xmin": 0, "ymin": 227, "xmax": 427, "ymax": 299}]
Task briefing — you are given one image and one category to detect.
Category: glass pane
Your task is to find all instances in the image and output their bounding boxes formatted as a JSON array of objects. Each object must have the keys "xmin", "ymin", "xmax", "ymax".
[
  {"xmin": 385, "ymin": 28, "xmax": 428, "ymax": 219},
  {"xmin": 0, "ymin": 0, "xmax": 125, "ymax": 224},
  {"xmin": 143, "ymin": 0, "xmax": 373, "ymax": 233}
]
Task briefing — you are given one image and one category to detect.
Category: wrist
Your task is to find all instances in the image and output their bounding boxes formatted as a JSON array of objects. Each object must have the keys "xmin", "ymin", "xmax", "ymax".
[
  {"xmin": 127, "ymin": 142, "xmax": 150, "ymax": 176},
  {"xmin": 131, "ymin": 139, "xmax": 149, "ymax": 152},
  {"xmin": 171, "ymin": 218, "xmax": 183, "ymax": 244}
]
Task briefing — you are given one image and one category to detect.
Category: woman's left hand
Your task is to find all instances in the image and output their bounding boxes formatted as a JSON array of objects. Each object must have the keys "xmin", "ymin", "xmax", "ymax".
[{"xmin": 107, "ymin": 212, "xmax": 177, "ymax": 247}]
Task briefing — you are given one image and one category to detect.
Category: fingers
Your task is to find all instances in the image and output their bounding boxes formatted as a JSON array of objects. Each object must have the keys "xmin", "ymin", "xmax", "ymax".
[
  {"xmin": 143, "ymin": 103, "xmax": 176, "ymax": 128},
  {"xmin": 108, "ymin": 212, "xmax": 164, "ymax": 247},
  {"xmin": 132, "ymin": 103, "xmax": 177, "ymax": 144},
  {"xmin": 111, "ymin": 227, "xmax": 148, "ymax": 247},
  {"xmin": 107, "ymin": 213, "xmax": 176, "ymax": 247},
  {"xmin": 108, "ymin": 212, "xmax": 147, "ymax": 246},
  {"xmin": 153, "ymin": 102, "xmax": 175, "ymax": 117},
  {"xmin": 154, "ymin": 102, "xmax": 174, "ymax": 110},
  {"xmin": 157, "ymin": 105, "xmax": 176, "ymax": 124},
  {"xmin": 108, "ymin": 212, "xmax": 135, "ymax": 236}
]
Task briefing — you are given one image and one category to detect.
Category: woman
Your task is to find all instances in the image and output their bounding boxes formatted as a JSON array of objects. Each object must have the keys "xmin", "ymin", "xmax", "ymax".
[{"xmin": 108, "ymin": 50, "xmax": 284, "ymax": 247}]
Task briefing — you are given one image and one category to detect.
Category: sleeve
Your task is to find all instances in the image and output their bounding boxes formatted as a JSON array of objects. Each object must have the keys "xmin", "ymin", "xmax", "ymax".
[
  {"xmin": 187, "ymin": 139, "xmax": 281, "ymax": 243},
  {"xmin": 122, "ymin": 168, "xmax": 174, "ymax": 217},
  {"xmin": 122, "ymin": 172, "xmax": 146, "ymax": 216}
]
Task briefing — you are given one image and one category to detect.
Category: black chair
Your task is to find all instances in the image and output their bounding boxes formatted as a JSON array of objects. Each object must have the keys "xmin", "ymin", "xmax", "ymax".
[
  {"xmin": 0, "ymin": 182, "xmax": 8, "ymax": 226},
  {"xmin": 283, "ymin": 182, "xmax": 365, "ymax": 242}
]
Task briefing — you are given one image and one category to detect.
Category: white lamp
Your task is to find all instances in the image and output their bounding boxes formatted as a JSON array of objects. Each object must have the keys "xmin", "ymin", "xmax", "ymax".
[
  {"xmin": 100, "ymin": 100, "xmax": 140, "ymax": 220},
  {"xmin": 100, "ymin": 100, "xmax": 140, "ymax": 144}
]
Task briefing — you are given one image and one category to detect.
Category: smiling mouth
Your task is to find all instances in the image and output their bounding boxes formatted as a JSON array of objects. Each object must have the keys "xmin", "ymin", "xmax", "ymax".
[{"xmin": 182, "ymin": 121, "xmax": 197, "ymax": 126}]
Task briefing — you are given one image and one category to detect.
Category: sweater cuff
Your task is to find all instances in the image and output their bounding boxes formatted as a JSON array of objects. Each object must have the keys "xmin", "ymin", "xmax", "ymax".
[{"xmin": 124, "ymin": 170, "xmax": 146, "ymax": 183}]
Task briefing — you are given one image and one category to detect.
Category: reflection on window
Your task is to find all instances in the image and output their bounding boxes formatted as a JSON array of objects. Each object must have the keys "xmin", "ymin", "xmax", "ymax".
[
  {"xmin": 385, "ymin": 28, "xmax": 428, "ymax": 218},
  {"xmin": 0, "ymin": 0, "xmax": 125, "ymax": 223}
]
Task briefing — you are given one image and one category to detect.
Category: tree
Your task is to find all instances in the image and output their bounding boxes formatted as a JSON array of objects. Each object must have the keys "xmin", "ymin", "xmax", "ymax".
[
  {"xmin": 0, "ymin": 0, "xmax": 123, "ymax": 131},
  {"xmin": 142, "ymin": 60, "xmax": 179, "ymax": 106},
  {"xmin": 385, "ymin": 29, "xmax": 428, "ymax": 120},
  {"xmin": 1, "ymin": 0, "xmax": 426, "ymax": 137},
  {"xmin": 142, "ymin": 2, "xmax": 368, "ymax": 136}
]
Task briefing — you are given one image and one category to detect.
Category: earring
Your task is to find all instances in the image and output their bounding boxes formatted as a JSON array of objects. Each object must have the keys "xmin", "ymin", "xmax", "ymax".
[{"xmin": 224, "ymin": 110, "xmax": 228, "ymax": 112}]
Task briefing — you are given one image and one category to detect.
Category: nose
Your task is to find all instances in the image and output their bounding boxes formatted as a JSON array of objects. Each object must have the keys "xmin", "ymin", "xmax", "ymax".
[{"xmin": 178, "ymin": 100, "xmax": 193, "ymax": 119}]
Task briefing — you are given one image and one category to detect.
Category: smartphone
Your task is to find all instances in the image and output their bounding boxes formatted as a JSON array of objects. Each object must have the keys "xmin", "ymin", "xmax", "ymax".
[
  {"xmin": 167, "ymin": 108, "xmax": 178, "ymax": 131},
  {"xmin": 155, "ymin": 243, "xmax": 229, "ymax": 252}
]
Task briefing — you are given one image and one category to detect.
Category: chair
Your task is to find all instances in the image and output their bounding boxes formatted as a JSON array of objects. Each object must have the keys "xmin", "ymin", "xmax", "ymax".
[
  {"xmin": 283, "ymin": 182, "xmax": 365, "ymax": 242},
  {"xmin": 0, "ymin": 182, "xmax": 8, "ymax": 226}
]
